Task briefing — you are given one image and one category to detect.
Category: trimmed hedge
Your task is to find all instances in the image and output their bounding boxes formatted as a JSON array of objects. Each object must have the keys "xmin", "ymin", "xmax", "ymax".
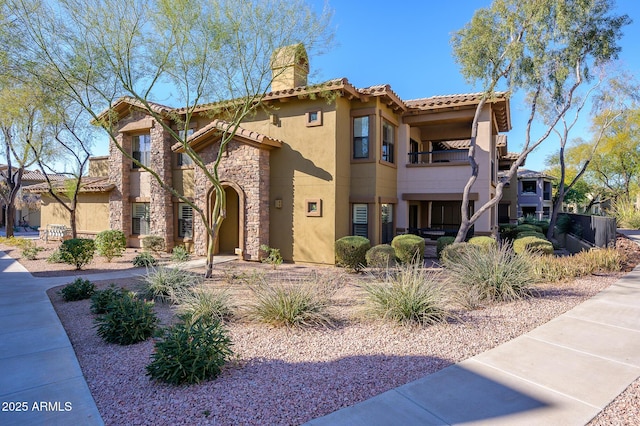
[
  {"xmin": 391, "ymin": 234, "xmax": 425, "ymax": 264},
  {"xmin": 335, "ymin": 236, "xmax": 370, "ymax": 272},
  {"xmin": 440, "ymin": 242, "xmax": 480, "ymax": 266},
  {"xmin": 513, "ymin": 236, "xmax": 554, "ymax": 255},
  {"xmin": 469, "ymin": 236, "xmax": 497, "ymax": 250},
  {"xmin": 436, "ymin": 236, "xmax": 456, "ymax": 259},
  {"xmin": 516, "ymin": 224, "xmax": 543, "ymax": 234},
  {"xmin": 365, "ymin": 244, "xmax": 397, "ymax": 269}
]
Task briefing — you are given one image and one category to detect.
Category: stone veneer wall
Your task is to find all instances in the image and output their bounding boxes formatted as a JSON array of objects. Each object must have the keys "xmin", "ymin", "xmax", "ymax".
[
  {"xmin": 193, "ymin": 140, "xmax": 271, "ymax": 260},
  {"xmin": 149, "ymin": 121, "xmax": 174, "ymax": 251},
  {"xmin": 109, "ymin": 115, "xmax": 138, "ymax": 234}
]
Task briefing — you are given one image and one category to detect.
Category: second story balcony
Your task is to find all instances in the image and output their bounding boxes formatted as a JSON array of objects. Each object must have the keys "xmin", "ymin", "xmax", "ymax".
[{"xmin": 408, "ymin": 149, "xmax": 468, "ymax": 165}]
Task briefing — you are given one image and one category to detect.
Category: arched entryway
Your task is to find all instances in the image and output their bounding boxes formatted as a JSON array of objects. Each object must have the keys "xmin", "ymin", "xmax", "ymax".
[{"xmin": 208, "ymin": 182, "xmax": 245, "ymax": 256}]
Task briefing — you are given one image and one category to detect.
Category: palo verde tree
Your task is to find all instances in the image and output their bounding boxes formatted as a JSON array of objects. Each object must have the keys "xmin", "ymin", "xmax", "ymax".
[
  {"xmin": 8, "ymin": 0, "xmax": 332, "ymax": 276},
  {"xmin": 450, "ymin": 0, "xmax": 629, "ymax": 242}
]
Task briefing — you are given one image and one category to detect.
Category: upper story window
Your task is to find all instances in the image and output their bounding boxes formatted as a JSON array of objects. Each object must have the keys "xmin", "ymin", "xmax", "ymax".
[
  {"xmin": 382, "ymin": 120, "xmax": 395, "ymax": 163},
  {"xmin": 353, "ymin": 116, "xmax": 369, "ymax": 159},
  {"xmin": 522, "ymin": 181, "xmax": 537, "ymax": 194},
  {"xmin": 132, "ymin": 134, "xmax": 151, "ymax": 168},
  {"xmin": 176, "ymin": 128, "xmax": 195, "ymax": 166}
]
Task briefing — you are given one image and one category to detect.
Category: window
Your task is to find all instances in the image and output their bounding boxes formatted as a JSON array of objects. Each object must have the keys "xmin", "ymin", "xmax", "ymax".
[
  {"xmin": 176, "ymin": 128, "xmax": 195, "ymax": 166},
  {"xmin": 178, "ymin": 203, "xmax": 193, "ymax": 238},
  {"xmin": 132, "ymin": 203, "xmax": 150, "ymax": 235},
  {"xmin": 306, "ymin": 199, "xmax": 322, "ymax": 217},
  {"xmin": 543, "ymin": 181, "xmax": 552, "ymax": 200},
  {"xmin": 382, "ymin": 120, "xmax": 395, "ymax": 163},
  {"xmin": 132, "ymin": 134, "xmax": 151, "ymax": 168},
  {"xmin": 352, "ymin": 204, "xmax": 368, "ymax": 237},
  {"xmin": 353, "ymin": 116, "xmax": 369, "ymax": 159},
  {"xmin": 306, "ymin": 110, "xmax": 322, "ymax": 127},
  {"xmin": 409, "ymin": 139, "xmax": 419, "ymax": 164},
  {"xmin": 381, "ymin": 204, "xmax": 394, "ymax": 244},
  {"xmin": 522, "ymin": 181, "xmax": 537, "ymax": 194}
]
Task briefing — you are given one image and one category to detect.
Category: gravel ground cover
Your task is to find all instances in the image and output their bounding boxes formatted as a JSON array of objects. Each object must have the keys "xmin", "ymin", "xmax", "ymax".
[{"xmin": 3, "ymin": 236, "xmax": 639, "ymax": 425}]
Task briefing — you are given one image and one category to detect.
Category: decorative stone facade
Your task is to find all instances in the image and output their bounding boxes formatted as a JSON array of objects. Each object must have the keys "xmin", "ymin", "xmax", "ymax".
[{"xmin": 149, "ymin": 121, "xmax": 174, "ymax": 250}]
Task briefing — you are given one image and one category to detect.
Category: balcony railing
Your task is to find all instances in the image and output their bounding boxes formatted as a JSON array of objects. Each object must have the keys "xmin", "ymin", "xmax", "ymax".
[{"xmin": 408, "ymin": 150, "xmax": 468, "ymax": 165}]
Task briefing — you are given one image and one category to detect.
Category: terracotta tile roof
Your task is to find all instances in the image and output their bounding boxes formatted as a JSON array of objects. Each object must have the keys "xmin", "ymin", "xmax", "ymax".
[
  {"xmin": 0, "ymin": 165, "xmax": 65, "ymax": 182},
  {"xmin": 24, "ymin": 176, "xmax": 115, "ymax": 194},
  {"xmin": 517, "ymin": 169, "xmax": 556, "ymax": 180},
  {"xmin": 172, "ymin": 119, "xmax": 283, "ymax": 152}
]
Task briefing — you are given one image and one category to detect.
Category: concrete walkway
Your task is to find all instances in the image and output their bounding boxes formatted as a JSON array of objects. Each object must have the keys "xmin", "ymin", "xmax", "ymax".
[
  {"xmin": 306, "ymin": 231, "xmax": 640, "ymax": 425},
  {"xmin": 0, "ymin": 251, "xmax": 234, "ymax": 426}
]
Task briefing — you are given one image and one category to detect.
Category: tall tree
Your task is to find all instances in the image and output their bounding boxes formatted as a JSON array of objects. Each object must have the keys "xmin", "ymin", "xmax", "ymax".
[
  {"xmin": 451, "ymin": 0, "xmax": 629, "ymax": 242},
  {"xmin": 9, "ymin": 0, "xmax": 332, "ymax": 276}
]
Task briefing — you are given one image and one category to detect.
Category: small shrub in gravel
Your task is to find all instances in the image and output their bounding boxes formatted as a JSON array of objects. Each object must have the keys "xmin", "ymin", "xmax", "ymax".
[
  {"xmin": 363, "ymin": 262, "xmax": 450, "ymax": 326},
  {"xmin": 60, "ymin": 238, "xmax": 95, "ymax": 270},
  {"xmin": 143, "ymin": 265, "xmax": 200, "ymax": 303},
  {"xmin": 90, "ymin": 284, "xmax": 130, "ymax": 314},
  {"xmin": 335, "ymin": 236, "xmax": 370, "ymax": 272},
  {"xmin": 260, "ymin": 244, "xmax": 283, "ymax": 269},
  {"xmin": 173, "ymin": 286, "xmax": 233, "ymax": 325},
  {"xmin": 59, "ymin": 278, "xmax": 96, "ymax": 302},
  {"xmin": 133, "ymin": 251, "xmax": 157, "ymax": 267},
  {"xmin": 95, "ymin": 230, "xmax": 126, "ymax": 262},
  {"xmin": 446, "ymin": 244, "xmax": 535, "ymax": 307},
  {"xmin": 95, "ymin": 293, "xmax": 158, "ymax": 345},
  {"xmin": 47, "ymin": 249, "xmax": 65, "ymax": 263},
  {"xmin": 365, "ymin": 244, "xmax": 397, "ymax": 269},
  {"xmin": 246, "ymin": 275, "xmax": 336, "ymax": 328},
  {"xmin": 22, "ymin": 245, "xmax": 43, "ymax": 260},
  {"xmin": 391, "ymin": 234, "xmax": 425, "ymax": 264},
  {"xmin": 513, "ymin": 236, "xmax": 554, "ymax": 255},
  {"xmin": 142, "ymin": 235, "xmax": 165, "ymax": 253},
  {"xmin": 146, "ymin": 317, "xmax": 233, "ymax": 385},
  {"xmin": 171, "ymin": 245, "xmax": 190, "ymax": 263}
]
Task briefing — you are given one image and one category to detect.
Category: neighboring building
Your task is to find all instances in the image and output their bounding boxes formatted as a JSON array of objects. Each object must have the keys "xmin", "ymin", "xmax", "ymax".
[
  {"xmin": 38, "ymin": 45, "xmax": 514, "ymax": 264},
  {"xmin": 499, "ymin": 169, "xmax": 555, "ymax": 222}
]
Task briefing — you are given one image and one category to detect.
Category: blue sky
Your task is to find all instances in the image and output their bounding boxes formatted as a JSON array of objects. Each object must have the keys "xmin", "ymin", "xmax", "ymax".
[{"xmin": 308, "ymin": 0, "xmax": 640, "ymax": 171}]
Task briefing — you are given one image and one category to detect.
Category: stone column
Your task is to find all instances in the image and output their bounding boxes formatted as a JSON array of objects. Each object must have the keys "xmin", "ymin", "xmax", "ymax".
[{"xmin": 149, "ymin": 121, "xmax": 174, "ymax": 252}]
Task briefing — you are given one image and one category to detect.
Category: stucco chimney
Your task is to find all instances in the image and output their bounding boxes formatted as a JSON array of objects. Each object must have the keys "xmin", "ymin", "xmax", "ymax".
[{"xmin": 270, "ymin": 44, "xmax": 309, "ymax": 91}]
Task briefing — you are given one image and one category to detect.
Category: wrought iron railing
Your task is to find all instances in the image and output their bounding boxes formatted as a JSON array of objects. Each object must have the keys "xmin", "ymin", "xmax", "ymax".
[{"xmin": 408, "ymin": 150, "xmax": 468, "ymax": 165}]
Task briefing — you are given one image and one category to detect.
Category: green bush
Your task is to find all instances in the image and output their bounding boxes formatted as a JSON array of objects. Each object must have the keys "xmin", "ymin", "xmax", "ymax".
[
  {"xmin": 440, "ymin": 242, "xmax": 480, "ymax": 266},
  {"xmin": 59, "ymin": 278, "xmax": 96, "ymax": 301},
  {"xmin": 60, "ymin": 238, "xmax": 95, "ymax": 270},
  {"xmin": 365, "ymin": 244, "xmax": 397, "ymax": 269},
  {"xmin": 363, "ymin": 263, "xmax": 450, "ymax": 326},
  {"xmin": 142, "ymin": 265, "xmax": 200, "ymax": 303},
  {"xmin": 445, "ymin": 243, "xmax": 535, "ymax": 307},
  {"xmin": 391, "ymin": 234, "xmax": 425, "ymax": 264},
  {"xmin": 90, "ymin": 284, "xmax": 129, "ymax": 314},
  {"xmin": 499, "ymin": 224, "xmax": 519, "ymax": 241},
  {"xmin": 260, "ymin": 244, "xmax": 283, "ymax": 269},
  {"xmin": 516, "ymin": 224, "xmax": 543, "ymax": 234},
  {"xmin": 95, "ymin": 293, "xmax": 158, "ymax": 345},
  {"xmin": 246, "ymin": 275, "xmax": 336, "ymax": 328},
  {"xmin": 469, "ymin": 236, "xmax": 497, "ymax": 250},
  {"xmin": 436, "ymin": 236, "xmax": 456, "ymax": 259},
  {"xmin": 513, "ymin": 236, "xmax": 554, "ymax": 255},
  {"xmin": 171, "ymin": 245, "xmax": 191, "ymax": 262},
  {"xmin": 335, "ymin": 236, "xmax": 370, "ymax": 272},
  {"xmin": 22, "ymin": 245, "xmax": 43, "ymax": 260},
  {"xmin": 46, "ymin": 249, "xmax": 65, "ymax": 263},
  {"xmin": 555, "ymin": 214, "xmax": 573, "ymax": 234},
  {"xmin": 95, "ymin": 230, "xmax": 126, "ymax": 262},
  {"xmin": 133, "ymin": 251, "xmax": 158, "ymax": 267},
  {"xmin": 515, "ymin": 231, "xmax": 547, "ymax": 240},
  {"xmin": 146, "ymin": 317, "xmax": 233, "ymax": 385},
  {"xmin": 173, "ymin": 286, "xmax": 234, "ymax": 325},
  {"xmin": 608, "ymin": 198, "xmax": 640, "ymax": 229},
  {"xmin": 142, "ymin": 235, "xmax": 165, "ymax": 253}
]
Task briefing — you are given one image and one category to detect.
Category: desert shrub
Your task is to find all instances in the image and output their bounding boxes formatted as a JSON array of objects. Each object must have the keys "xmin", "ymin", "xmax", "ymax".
[
  {"xmin": 95, "ymin": 230, "xmax": 126, "ymax": 262},
  {"xmin": 579, "ymin": 248, "xmax": 624, "ymax": 273},
  {"xmin": 365, "ymin": 244, "xmax": 397, "ymax": 269},
  {"xmin": 133, "ymin": 251, "xmax": 157, "ymax": 267},
  {"xmin": 363, "ymin": 263, "xmax": 450, "ymax": 326},
  {"xmin": 516, "ymin": 224, "xmax": 543, "ymax": 234},
  {"xmin": 95, "ymin": 293, "xmax": 158, "ymax": 345},
  {"xmin": 59, "ymin": 278, "xmax": 96, "ymax": 301},
  {"xmin": 22, "ymin": 245, "xmax": 43, "ymax": 260},
  {"xmin": 440, "ymin": 242, "xmax": 480, "ymax": 266},
  {"xmin": 513, "ymin": 236, "xmax": 554, "ymax": 255},
  {"xmin": 499, "ymin": 224, "xmax": 519, "ymax": 241},
  {"xmin": 142, "ymin": 235, "xmax": 165, "ymax": 253},
  {"xmin": 246, "ymin": 274, "xmax": 336, "ymax": 328},
  {"xmin": 60, "ymin": 238, "xmax": 95, "ymax": 270},
  {"xmin": 436, "ymin": 236, "xmax": 456, "ymax": 259},
  {"xmin": 391, "ymin": 234, "xmax": 425, "ymax": 264},
  {"xmin": 90, "ymin": 284, "xmax": 130, "ymax": 314},
  {"xmin": 1, "ymin": 237, "xmax": 34, "ymax": 249},
  {"xmin": 555, "ymin": 213, "xmax": 573, "ymax": 234},
  {"xmin": 445, "ymin": 243, "xmax": 536, "ymax": 307},
  {"xmin": 46, "ymin": 249, "xmax": 65, "ymax": 263},
  {"xmin": 529, "ymin": 248, "xmax": 623, "ymax": 283},
  {"xmin": 171, "ymin": 245, "xmax": 190, "ymax": 263},
  {"xmin": 335, "ymin": 236, "xmax": 370, "ymax": 272},
  {"xmin": 146, "ymin": 317, "xmax": 233, "ymax": 385},
  {"xmin": 142, "ymin": 265, "xmax": 200, "ymax": 303},
  {"xmin": 607, "ymin": 197, "xmax": 640, "ymax": 229},
  {"xmin": 173, "ymin": 286, "xmax": 233, "ymax": 324},
  {"xmin": 260, "ymin": 244, "xmax": 283, "ymax": 269},
  {"xmin": 515, "ymin": 231, "xmax": 547, "ymax": 240},
  {"xmin": 469, "ymin": 236, "xmax": 497, "ymax": 250}
]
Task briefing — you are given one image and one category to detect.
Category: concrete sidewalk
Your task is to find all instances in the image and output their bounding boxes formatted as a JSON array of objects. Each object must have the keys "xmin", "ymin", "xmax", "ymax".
[{"xmin": 307, "ymin": 235, "xmax": 640, "ymax": 425}]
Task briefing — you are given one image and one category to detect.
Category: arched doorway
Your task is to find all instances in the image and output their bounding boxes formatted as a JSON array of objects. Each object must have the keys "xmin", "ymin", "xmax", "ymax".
[{"xmin": 208, "ymin": 183, "xmax": 244, "ymax": 255}]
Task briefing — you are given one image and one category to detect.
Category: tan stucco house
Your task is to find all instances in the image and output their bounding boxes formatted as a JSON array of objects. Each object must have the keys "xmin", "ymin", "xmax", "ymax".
[{"xmin": 36, "ymin": 45, "xmax": 514, "ymax": 264}]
